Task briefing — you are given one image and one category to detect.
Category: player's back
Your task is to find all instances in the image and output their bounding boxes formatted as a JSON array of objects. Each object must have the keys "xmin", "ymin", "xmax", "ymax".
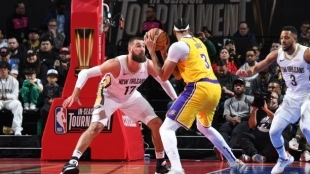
[
  {"xmin": 95, "ymin": 55, "xmax": 149, "ymax": 104},
  {"xmin": 177, "ymin": 36, "xmax": 217, "ymax": 84}
]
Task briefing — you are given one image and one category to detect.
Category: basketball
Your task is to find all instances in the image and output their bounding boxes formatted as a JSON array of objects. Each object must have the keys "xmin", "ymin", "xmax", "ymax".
[{"xmin": 148, "ymin": 28, "xmax": 170, "ymax": 51}]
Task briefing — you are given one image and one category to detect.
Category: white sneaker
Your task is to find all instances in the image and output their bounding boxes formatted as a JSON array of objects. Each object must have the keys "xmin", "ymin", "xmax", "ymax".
[
  {"xmin": 230, "ymin": 159, "xmax": 247, "ymax": 174},
  {"xmin": 289, "ymin": 138, "xmax": 299, "ymax": 151},
  {"xmin": 14, "ymin": 130, "xmax": 22, "ymax": 136},
  {"xmin": 252, "ymin": 154, "xmax": 266, "ymax": 163},
  {"xmin": 240, "ymin": 154, "xmax": 251, "ymax": 162},
  {"xmin": 30, "ymin": 103, "xmax": 37, "ymax": 110},
  {"xmin": 167, "ymin": 168, "xmax": 185, "ymax": 174},
  {"xmin": 271, "ymin": 154, "xmax": 294, "ymax": 174},
  {"xmin": 300, "ymin": 150, "xmax": 310, "ymax": 162},
  {"xmin": 24, "ymin": 103, "xmax": 30, "ymax": 110}
]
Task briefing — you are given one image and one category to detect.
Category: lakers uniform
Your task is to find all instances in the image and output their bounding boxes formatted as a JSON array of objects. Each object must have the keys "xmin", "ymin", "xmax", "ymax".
[
  {"xmin": 91, "ymin": 55, "xmax": 157, "ymax": 125},
  {"xmin": 167, "ymin": 37, "xmax": 221, "ymax": 128},
  {"xmin": 275, "ymin": 44, "xmax": 310, "ymax": 123}
]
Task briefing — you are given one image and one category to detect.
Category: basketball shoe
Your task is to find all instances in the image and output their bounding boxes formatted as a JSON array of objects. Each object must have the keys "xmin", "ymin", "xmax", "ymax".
[
  {"xmin": 155, "ymin": 159, "xmax": 170, "ymax": 174},
  {"xmin": 230, "ymin": 159, "xmax": 247, "ymax": 174},
  {"xmin": 60, "ymin": 159, "xmax": 79, "ymax": 174},
  {"xmin": 271, "ymin": 154, "xmax": 294, "ymax": 174}
]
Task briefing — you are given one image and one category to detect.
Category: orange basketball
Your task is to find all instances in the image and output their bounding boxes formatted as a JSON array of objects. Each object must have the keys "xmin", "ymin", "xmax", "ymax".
[{"xmin": 148, "ymin": 28, "xmax": 170, "ymax": 51}]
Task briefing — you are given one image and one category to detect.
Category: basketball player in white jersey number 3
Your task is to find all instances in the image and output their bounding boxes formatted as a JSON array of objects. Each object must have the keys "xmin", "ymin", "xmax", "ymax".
[
  {"xmin": 237, "ymin": 26, "xmax": 310, "ymax": 174},
  {"xmin": 60, "ymin": 37, "xmax": 177, "ymax": 174}
]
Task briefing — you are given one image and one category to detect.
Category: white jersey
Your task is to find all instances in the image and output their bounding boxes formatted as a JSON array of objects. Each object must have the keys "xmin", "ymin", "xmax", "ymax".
[
  {"xmin": 277, "ymin": 44, "xmax": 310, "ymax": 93},
  {"xmin": 95, "ymin": 55, "xmax": 149, "ymax": 104}
]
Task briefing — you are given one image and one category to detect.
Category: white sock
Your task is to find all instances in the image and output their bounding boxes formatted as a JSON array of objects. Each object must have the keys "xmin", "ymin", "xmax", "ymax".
[
  {"xmin": 276, "ymin": 144, "xmax": 288, "ymax": 160},
  {"xmin": 155, "ymin": 151, "xmax": 165, "ymax": 159},
  {"xmin": 72, "ymin": 150, "xmax": 82, "ymax": 159},
  {"xmin": 197, "ymin": 122, "xmax": 236, "ymax": 166},
  {"xmin": 159, "ymin": 118, "xmax": 182, "ymax": 171}
]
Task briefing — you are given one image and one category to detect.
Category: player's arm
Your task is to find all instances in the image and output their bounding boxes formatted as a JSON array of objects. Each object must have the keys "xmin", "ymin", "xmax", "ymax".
[
  {"xmin": 73, "ymin": 59, "xmax": 118, "ymax": 96},
  {"xmin": 303, "ymin": 48, "xmax": 310, "ymax": 63},
  {"xmin": 147, "ymin": 60, "xmax": 178, "ymax": 100},
  {"xmin": 241, "ymin": 50, "xmax": 278, "ymax": 77}
]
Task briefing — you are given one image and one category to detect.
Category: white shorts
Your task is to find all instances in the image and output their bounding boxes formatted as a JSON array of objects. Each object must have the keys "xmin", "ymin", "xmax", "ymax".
[
  {"xmin": 275, "ymin": 90, "xmax": 310, "ymax": 123},
  {"xmin": 91, "ymin": 90, "xmax": 157, "ymax": 125}
]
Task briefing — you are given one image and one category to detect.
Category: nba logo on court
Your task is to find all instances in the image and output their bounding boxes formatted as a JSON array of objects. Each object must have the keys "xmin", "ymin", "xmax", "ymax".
[{"xmin": 55, "ymin": 107, "xmax": 67, "ymax": 134}]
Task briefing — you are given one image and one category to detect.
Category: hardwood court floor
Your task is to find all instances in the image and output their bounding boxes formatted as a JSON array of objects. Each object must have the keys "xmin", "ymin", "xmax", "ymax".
[{"xmin": 0, "ymin": 158, "xmax": 309, "ymax": 174}]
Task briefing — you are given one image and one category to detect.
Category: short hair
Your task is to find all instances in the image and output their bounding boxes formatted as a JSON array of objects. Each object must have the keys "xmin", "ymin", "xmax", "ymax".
[
  {"xmin": 246, "ymin": 48, "xmax": 256, "ymax": 55},
  {"xmin": 282, "ymin": 26, "xmax": 298, "ymax": 36},
  {"xmin": 216, "ymin": 59, "xmax": 227, "ymax": 67},
  {"xmin": 48, "ymin": 18, "xmax": 57, "ymax": 24},
  {"xmin": 40, "ymin": 36, "xmax": 54, "ymax": 46},
  {"xmin": 147, "ymin": 6, "xmax": 156, "ymax": 12},
  {"xmin": 14, "ymin": 1, "xmax": 24, "ymax": 9},
  {"xmin": 268, "ymin": 79, "xmax": 281, "ymax": 87},
  {"xmin": 173, "ymin": 18, "xmax": 189, "ymax": 32},
  {"xmin": 128, "ymin": 37, "xmax": 143, "ymax": 46}
]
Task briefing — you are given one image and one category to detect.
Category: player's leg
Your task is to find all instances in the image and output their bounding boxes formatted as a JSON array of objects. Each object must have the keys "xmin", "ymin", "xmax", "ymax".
[
  {"xmin": 195, "ymin": 83, "xmax": 247, "ymax": 173},
  {"xmin": 300, "ymin": 100, "xmax": 310, "ymax": 146},
  {"xmin": 61, "ymin": 97, "xmax": 118, "ymax": 174},
  {"xmin": 269, "ymin": 107, "xmax": 295, "ymax": 174},
  {"xmin": 120, "ymin": 93, "xmax": 169, "ymax": 174},
  {"xmin": 159, "ymin": 82, "xmax": 204, "ymax": 173}
]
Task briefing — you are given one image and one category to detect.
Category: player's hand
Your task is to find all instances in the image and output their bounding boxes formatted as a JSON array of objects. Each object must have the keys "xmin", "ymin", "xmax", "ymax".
[
  {"xmin": 62, "ymin": 94, "xmax": 82, "ymax": 108},
  {"xmin": 144, "ymin": 32, "xmax": 157, "ymax": 53},
  {"xmin": 236, "ymin": 69, "xmax": 248, "ymax": 78}
]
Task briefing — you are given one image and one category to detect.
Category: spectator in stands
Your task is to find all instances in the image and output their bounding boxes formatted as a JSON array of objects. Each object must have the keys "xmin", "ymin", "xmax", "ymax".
[
  {"xmin": 41, "ymin": 69, "xmax": 62, "ymax": 131},
  {"xmin": 267, "ymin": 79, "xmax": 284, "ymax": 103},
  {"xmin": 7, "ymin": 37, "xmax": 26, "ymax": 67},
  {"xmin": 0, "ymin": 61, "xmax": 23, "ymax": 135},
  {"xmin": 202, "ymin": 26, "xmax": 221, "ymax": 56},
  {"xmin": 18, "ymin": 50, "xmax": 43, "ymax": 88},
  {"xmin": 298, "ymin": 27, "xmax": 310, "ymax": 47},
  {"xmin": 10, "ymin": 69, "xmax": 18, "ymax": 79},
  {"xmin": 289, "ymin": 123, "xmax": 310, "ymax": 162},
  {"xmin": 0, "ymin": 29, "xmax": 7, "ymax": 48},
  {"xmin": 239, "ymin": 48, "xmax": 259, "ymax": 95},
  {"xmin": 238, "ymin": 91, "xmax": 280, "ymax": 163},
  {"xmin": 141, "ymin": 6, "xmax": 164, "ymax": 36},
  {"xmin": 23, "ymin": 28, "xmax": 41, "ymax": 53},
  {"xmin": 297, "ymin": 20, "xmax": 310, "ymax": 42},
  {"xmin": 196, "ymin": 31, "xmax": 217, "ymax": 62},
  {"xmin": 38, "ymin": 37, "xmax": 59, "ymax": 86},
  {"xmin": 252, "ymin": 44, "xmax": 263, "ymax": 62},
  {"xmin": 219, "ymin": 79, "xmax": 254, "ymax": 148},
  {"xmin": 212, "ymin": 48, "xmax": 239, "ymax": 74},
  {"xmin": 224, "ymin": 39, "xmax": 243, "ymax": 66},
  {"xmin": 213, "ymin": 59, "xmax": 238, "ymax": 129},
  {"xmin": 0, "ymin": 47, "xmax": 18, "ymax": 71},
  {"xmin": 232, "ymin": 21, "xmax": 256, "ymax": 58},
  {"xmin": 41, "ymin": 0, "xmax": 70, "ymax": 46},
  {"xmin": 41, "ymin": 18, "xmax": 65, "ymax": 51},
  {"xmin": 54, "ymin": 47, "xmax": 70, "ymax": 87},
  {"xmin": 20, "ymin": 68, "xmax": 43, "ymax": 110},
  {"xmin": 250, "ymin": 68, "xmax": 272, "ymax": 96},
  {"xmin": 6, "ymin": 1, "xmax": 29, "ymax": 44}
]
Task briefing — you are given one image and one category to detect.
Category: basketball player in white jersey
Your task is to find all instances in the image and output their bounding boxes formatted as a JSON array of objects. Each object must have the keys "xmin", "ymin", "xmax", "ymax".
[
  {"xmin": 60, "ymin": 37, "xmax": 177, "ymax": 174},
  {"xmin": 237, "ymin": 26, "xmax": 310, "ymax": 174}
]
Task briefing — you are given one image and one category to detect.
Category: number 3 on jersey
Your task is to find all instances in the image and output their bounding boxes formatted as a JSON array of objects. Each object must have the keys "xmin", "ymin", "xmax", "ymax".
[{"xmin": 200, "ymin": 54, "xmax": 210, "ymax": 69}]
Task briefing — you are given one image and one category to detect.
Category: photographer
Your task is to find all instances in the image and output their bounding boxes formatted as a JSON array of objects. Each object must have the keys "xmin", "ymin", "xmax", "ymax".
[{"xmin": 238, "ymin": 91, "xmax": 289, "ymax": 162}]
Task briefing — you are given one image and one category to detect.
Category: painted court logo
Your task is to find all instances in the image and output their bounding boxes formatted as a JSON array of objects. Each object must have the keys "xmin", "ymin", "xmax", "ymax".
[{"xmin": 55, "ymin": 107, "xmax": 67, "ymax": 134}]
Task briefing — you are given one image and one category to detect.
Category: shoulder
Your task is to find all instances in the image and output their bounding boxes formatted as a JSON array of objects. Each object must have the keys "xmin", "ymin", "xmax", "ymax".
[
  {"xmin": 170, "ymin": 41, "xmax": 189, "ymax": 52},
  {"xmin": 303, "ymin": 47, "xmax": 310, "ymax": 63}
]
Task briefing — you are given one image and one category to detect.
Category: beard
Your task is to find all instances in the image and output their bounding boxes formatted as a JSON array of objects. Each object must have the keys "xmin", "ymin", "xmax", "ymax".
[
  {"xmin": 268, "ymin": 101, "xmax": 278, "ymax": 109},
  {"xmin": 9, "ymin": 48, "xmax": 18, "ymax": 53},
  {"xmin": 132, "ymin": 51, "xmax": 146, "ymax": 63},
  {"xmin": 282, "ymin": 44, "xmax": 293, "ymax": 52}
]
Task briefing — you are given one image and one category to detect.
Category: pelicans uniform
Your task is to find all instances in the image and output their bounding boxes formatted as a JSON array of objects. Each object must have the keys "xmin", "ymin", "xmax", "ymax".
[
  {"xmin": 91, "ymin": 55, "xmax": 156, "ymax": 125},
  {"xmin": 275, "ymin": 44, "xmax": 310, "ymax": 124},
  {"xmin": 167, "ymin": 36, "xmax": 221, "ymax": 129}
]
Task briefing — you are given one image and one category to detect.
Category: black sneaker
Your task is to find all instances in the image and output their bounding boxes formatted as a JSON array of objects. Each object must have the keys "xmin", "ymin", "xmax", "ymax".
[
  {"xmin": 155, "ymin": 159, "xmax": 170, "ymax": 174},
  {"xmin": 60, "ymin": 160, "xmax": 79, "ymax": 174}
]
